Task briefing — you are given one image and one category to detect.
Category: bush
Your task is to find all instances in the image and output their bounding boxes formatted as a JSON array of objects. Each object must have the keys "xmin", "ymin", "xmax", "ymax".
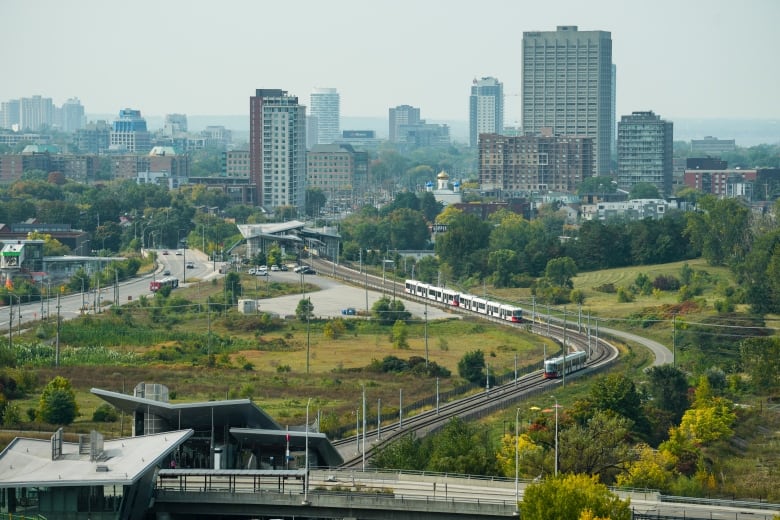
[
  {"xmin": 595, "ymin": 283, "xmax": 617, "ymax": 293},
  {"xmin": 617, "ymin": 287, "xmax": 634, "ymax": 303},
  {"xmin": 92, "ymin": 403, "xmax": 118, "ymax": 423},
  {"xmin": 653, "ymin": 274, "xmax": 681, "ymax": 291}
]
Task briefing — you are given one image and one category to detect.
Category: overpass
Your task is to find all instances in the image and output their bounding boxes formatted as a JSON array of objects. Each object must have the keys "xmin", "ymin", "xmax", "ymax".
[{"xmin": 152, "ymin": 469, "xmax": 779, "ymax": 520}]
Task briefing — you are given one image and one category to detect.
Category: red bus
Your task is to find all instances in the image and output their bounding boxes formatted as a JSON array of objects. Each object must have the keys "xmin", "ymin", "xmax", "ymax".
[{"xmin": 150, "ymin": 277, "xmax": 179, "ymax": 292}]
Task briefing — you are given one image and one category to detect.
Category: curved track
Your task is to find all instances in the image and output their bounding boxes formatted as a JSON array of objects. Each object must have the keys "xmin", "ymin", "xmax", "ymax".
[{"xmin": 307, "ymin": 258, "xmax": 620, "ymax": 469}]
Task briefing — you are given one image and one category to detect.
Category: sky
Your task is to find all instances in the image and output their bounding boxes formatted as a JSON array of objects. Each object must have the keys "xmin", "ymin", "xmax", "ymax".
[{"xmin": 2, "ymin": 0, "xmax": 779, "ymax": 125}]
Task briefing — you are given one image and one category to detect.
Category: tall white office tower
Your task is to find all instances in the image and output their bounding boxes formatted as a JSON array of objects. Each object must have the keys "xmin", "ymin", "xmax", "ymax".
[
  {"xmin": 310, "ymin": 88, "xmax": 340, "ymax": 145},
  {"xmin": 469, "ymin": 77, "xmax": 504, "ymax": 148},
  {"xmin": 522, "ymin": 26, "xmax": 614, "ymax": 175}
]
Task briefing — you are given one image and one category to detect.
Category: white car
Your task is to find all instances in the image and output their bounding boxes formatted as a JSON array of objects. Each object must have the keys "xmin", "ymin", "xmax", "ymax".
[
  {"xmin": 256, "ymin": 270, "xmax": 269, "ymax": 276},
  {"xmin": 270, "ymin": 265, "xmax": 280, "ymax": 271},
  {"xmin": 248, "ymin": 268, "xmax": 256, "ymax": 275}
]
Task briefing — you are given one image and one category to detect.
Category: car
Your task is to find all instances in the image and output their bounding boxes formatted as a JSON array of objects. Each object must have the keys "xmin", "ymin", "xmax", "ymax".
[
  {"xmin": 162, "ymin": 250, "xmax": 169, "ymax": 255},
  {"xmin": 258, "ymin": 265, "xmax": 268, "ymax": 271},
  {"xmin": 163, "ymin": 269, "xmax": 171, "ymax": 276},
  {"xmin": 175, "ymin": 250, "xmax": 183, "ymax": 256},
  {"xmin": 186, "ymin": 261, "xmax": 195, "ymax": 269},
  {"xmin": 248, "ymin": 268, "xmax": 256, "ymax": 275},
  {"xmin": 341, "ymin": 307, "xmax": 356, "ymax": 316},
  {"xmin": 256, "ymin": 270, "xmax": 269, "ymax": 276},
  {"xmin": 294, "ymin": 265, "xmax": 310, "ymax": 273},
  {"xmin": 270, "ymin": 265, "xmax": 280, "ymax": 271},
  {"xmin": 279, "ymin": 265, "xmax": 289, "ymax": 271},
  {"xmin": 302, "ymin": 268, "xmax": 316, "ymax": 275}
]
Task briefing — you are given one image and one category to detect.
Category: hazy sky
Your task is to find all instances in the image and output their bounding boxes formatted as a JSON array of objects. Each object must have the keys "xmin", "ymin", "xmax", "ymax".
[{"xmin": 2, "ymin": 0, "xmax": 779, "ymax": 123}]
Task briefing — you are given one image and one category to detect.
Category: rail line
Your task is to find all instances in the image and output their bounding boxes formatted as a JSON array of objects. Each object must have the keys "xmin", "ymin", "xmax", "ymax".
[{"xmin": 306, "ymin": 257, "xmax": 619, "ymax": 469}]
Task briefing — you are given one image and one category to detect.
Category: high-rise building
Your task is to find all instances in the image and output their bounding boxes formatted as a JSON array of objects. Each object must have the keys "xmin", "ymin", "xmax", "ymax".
[
  {"xmin": 60, "ymin": 98, "xmax": 85, "ymax": 133},
  {"xmin": 307, "ymin": 143, "xmax": 368, "ymax": 208},
  {"xmin": 617, "ymin": 111, "xmax": 673, "ymax": 196},
  {"xmin": 109, "ymin": 109, "xmax": 151, "ymax": 153},
  {"xmin": 469, "ymin": 77, "xmax": 504, "ymax": 148},
  {"xmin": 309, "ymin": 88, "xmax": 340, "ymax": 146},
  {"xmin": 249, "ymin": 89, "xmax": 307, "ymax": 211},
  {"xmin": 522, "ymin": 26, "xmax": 613, "ymax": 175},
  {"xmin": 163, "ymin": 114, "xmax": 188, "ymax": 136},
  {"xmin": 388, "ymin": 105, "xmax": 420, "ymax": 143},
  {"xmin": 19, "ymin": 95, "xmax": 55, "ymax": 131},
  {"xmin": 479, "ymin": 131, "xmax": 593, "ymax": 194},
  {"xmin": 1, "ymin": 100, "xmax": 20, "ymax": 130}
]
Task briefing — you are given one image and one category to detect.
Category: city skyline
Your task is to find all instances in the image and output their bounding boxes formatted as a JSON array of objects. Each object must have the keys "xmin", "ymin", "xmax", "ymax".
[{"xmin": 2, "ymin": 0, "xmax": 779, "ymax": 124}]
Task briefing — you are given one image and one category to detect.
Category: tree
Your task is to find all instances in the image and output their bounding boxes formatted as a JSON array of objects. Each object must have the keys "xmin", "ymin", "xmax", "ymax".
[
  {"xmin": 577, "ymin": 176, "xmax": 617, "ymax": 196},
  {"xmin": 684, "ymin": 196, "xmax": 752, "ymax": 267},
  {"xmin": 740, "ymin": 337, "xmax": 780, "ymax": 394},
  {"xmin": 305, "ymin": 188, "xmax": 327, "ymax": 217},
  {"xmin": 296, "ymin": 298, "xmax": 314, "ymax": 321},
  {"xmin": 616, "ymin": 443, "xmax": 677, "ymax": 492},
  {"xmin": 588, "ymin": 374, "xmax": 645, "ymax": 428},
  {"xmin": 488, "ymin": 249, "xmax": 518, "ymax": 288},
  {"xmin": 434, "ymin": 212, "xmax": 491, "ymax": 279},
  {"xmin": 372, "ymin": 432, "xmax": 429, "ymax": 470},
  {"xmin": 520, "ymin": 473, "xmax": 632, "ymax": 520},
  {"xmin": 371, "ymin": 297, "xmax": 410, "ymax": 325},
  {"xmin": 37, "ymin": 376, "xmax": 78, "ymax": 425},
  {"xmin": 458, "ymin": 350, "xmax": 486, "ymax": 385},
  {"xmin": 391, "ymin": 320, "xmax": 409, "ymax": 349},
  {"xmin": 629, "ymin": 182, "xmax": 660, "ymax": 199},
  {"xmin": 544, "ymin": 257, "xmax": 578, "ymax": 288},
  {"xmin": 558, "ymin": 411, "xmax": 636, "ymax": 483},
  {"xmin": 646, "ymin": 365, "xmax": 690, "ymax": 424},
  {"xmin": 419, "ymin": 191, "xmax": 443, "ymax": 222},
  {"xmin": 427, "ymin": 417, "xmax": 498, "ymax": 475}
]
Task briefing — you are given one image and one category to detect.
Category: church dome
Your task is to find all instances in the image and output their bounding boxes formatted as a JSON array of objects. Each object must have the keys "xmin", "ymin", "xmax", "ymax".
[{"xmin": 437, "ymin": 170, "xmax": 449, "ymax": 180}]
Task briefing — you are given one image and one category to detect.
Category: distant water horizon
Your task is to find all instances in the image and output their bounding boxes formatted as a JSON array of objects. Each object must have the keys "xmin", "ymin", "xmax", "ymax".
[{"xmin": 88, "ymin": 114, "xmax": 779, "ymax": 147}]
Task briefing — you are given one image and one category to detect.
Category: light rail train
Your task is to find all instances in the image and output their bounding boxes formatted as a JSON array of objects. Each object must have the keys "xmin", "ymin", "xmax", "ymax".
[{"xmin": 404, "ymin": 279, "xmax": 523, "ymax": 322}]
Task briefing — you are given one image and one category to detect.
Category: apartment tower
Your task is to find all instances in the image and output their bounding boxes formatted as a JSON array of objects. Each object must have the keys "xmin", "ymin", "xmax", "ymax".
[
  {"xmin": 522, "ymin": 26, "xmax": 613, "ymax": 175},
  {"xmin": 388, "ymin": 105, "xmax": 421, "ymax": 143},
  {"xmin": 617, "ymin": 111, "xmax": 673, "ymax": 196},
  {"xmin": 309, "ymin": 88, "xmax": 340, "ymax": 146},
  {"xmin": 469, "ymin": 77, "xmax": 504, "ymax": 148},
  {"xmin": 249, "ymin": 89, "xmax": 307, "ymax": 211}
]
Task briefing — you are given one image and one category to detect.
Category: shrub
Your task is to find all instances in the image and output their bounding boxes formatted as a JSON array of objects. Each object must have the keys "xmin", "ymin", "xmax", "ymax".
[
  {"xmin": 653, "ymin": 274, "xmax": 681, "ymax": 291},
  {"xmin": 92, "ymin": 403, "xmax": 119, "ymax": 422},
  {"xmin": 617, "ymin": 287, "xmax": 634, "ymax": 303}
]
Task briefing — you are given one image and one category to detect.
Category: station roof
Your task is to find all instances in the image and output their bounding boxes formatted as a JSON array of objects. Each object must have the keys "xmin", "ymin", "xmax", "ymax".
[
  {"xmin": 91, "ymin": 389, "xmax": 282, "ymax": 431},
  {"xmin": 0, "ymin": 429, "xmax": 192, "ymax": 488}
]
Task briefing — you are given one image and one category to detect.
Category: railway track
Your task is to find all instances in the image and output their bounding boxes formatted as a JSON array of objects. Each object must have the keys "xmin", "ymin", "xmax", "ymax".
[{"xmin": 307, "ymin": 257, "xmax": 620, "ymax": 469}]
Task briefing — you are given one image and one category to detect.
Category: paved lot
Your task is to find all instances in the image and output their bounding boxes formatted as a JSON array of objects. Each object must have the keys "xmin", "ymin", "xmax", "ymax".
[{"xmin": 246, "ymin": 270, "xmax": 457, "ymax": 321}]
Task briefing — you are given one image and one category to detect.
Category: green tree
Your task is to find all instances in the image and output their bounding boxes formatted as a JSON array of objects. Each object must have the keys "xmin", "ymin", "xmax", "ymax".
[
  {"xmin": 588, "ymin": 374, "xmax": 645, "ymax": 427},
  {"xmin": 305, "ymin": 187, "xmax": 327, "ymax": 217},
  {"xmin": 419, "ymin": 191, "xmax": 443, "ymax": 222},
  {"xmin": 372, "ymin": 432, "xmax": 429, "ymax": 470},
  {"xmin": 577, "ymin": 176, "xmax": 617, "ymax": 196},
  {"xmin": 646, "ymin": 365, "xmax": 690, "ymax": 424},
  {"xmin": 629, "ymin": 182, "xmax": 660, "ymax": 199},
  {"xmin": 296, "ymin": 298, "xmax": 314, "ymax": 321},
  {"xmin": 427, "ymin": 417, "xmax": 498, "ymax": 475},
  {"xmin": 684, "ymin": 196, "xmax": 752, "ymax": 267},
  {"xmin": 37, "ymin": 376, "xmax": 79, "ymax": 425},
  {"xmin": 391, "ymin": 320, "xmax": 409, "ymax": 349},
  {"xmin": 488, "ymin": 249, "xmax": 518, "ymax": 288},
  {"xmin": 558, "ymin": 411, "xmax": 636, "ymax": 483},
  {"xmin": 458, "ymin": 350, "xmax": 486, "ymax": 385},
  {"xmin": 544, "ymin": 257, "xmax": 578, "ymax": 288},
  {"xmin": 740, "ymin": 337, "xmax": 780, "ymax": 394},
  {"xmin": 434, "ymin": 212, "xmax": 491, "ymax": 278},
  {"xmin": 371, "ymin": 297, "xmax": 410, "ymax": 325},
  {"xmin": 520, "ymin": 473, "xmax": 632, "ymax": 520}
]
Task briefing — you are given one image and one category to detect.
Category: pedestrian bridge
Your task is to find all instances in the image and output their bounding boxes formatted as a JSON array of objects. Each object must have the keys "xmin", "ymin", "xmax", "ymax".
[{"xmin": 153, "ymin": 469, "xmax": 521, "ymax": 519}]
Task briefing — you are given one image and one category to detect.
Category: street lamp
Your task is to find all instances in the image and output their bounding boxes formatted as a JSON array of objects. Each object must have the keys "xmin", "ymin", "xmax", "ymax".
[
  {"xmin": 514, "ymin": 407, "xmax": 521, "ymax": 512},
  {"xmin": 551, "ymin": 396, "xmax": 560, "ymax": 477},
  {"xmin": 303, "ymin": 397, "xmax": 312, "ymax": 505}
]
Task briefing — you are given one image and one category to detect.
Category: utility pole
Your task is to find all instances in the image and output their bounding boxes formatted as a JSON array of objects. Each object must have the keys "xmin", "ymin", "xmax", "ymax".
[{"xmin": 424, "ymin": 300, "xmax": 429, "ymax": 366}]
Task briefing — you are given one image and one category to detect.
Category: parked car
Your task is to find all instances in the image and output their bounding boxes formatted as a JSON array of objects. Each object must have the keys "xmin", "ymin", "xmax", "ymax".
[
  {"xmin": 186, "ymin": 261, "xmax": 195, "ymax": 269},
  {"xmin": 270, "ymin": 265, "xmax": 280, "ymax": 271},
  {"xmin": 256, "ymin": 270, "xmax": 269, "ymax": 276},
  {"xmin": 248, "ymin": 268, "xmax": 256, "ymax": 275},
  {"xmin": 302, "ymin": 267, "xmax": 316, "ymax": 275},
  {"xmin": 163, "ymin": 269, "xmax": 171, "ymax": 276},
  {"xmin": 341, "ymin": 307, "xmax": 356, "ymax": 316}
]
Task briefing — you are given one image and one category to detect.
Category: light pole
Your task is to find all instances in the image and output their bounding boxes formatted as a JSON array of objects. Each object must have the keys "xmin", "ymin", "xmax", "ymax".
[
  {"xmin": 514, "ymin": 407, "xmax": 521, "ymax": 511},
  {"xmin": 303, "ymin": 397, "xmax": 312, "ymax": 505},
  {"xmin": 551, "ymin": 396, "xmax": 560, "ymax": 477}
]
